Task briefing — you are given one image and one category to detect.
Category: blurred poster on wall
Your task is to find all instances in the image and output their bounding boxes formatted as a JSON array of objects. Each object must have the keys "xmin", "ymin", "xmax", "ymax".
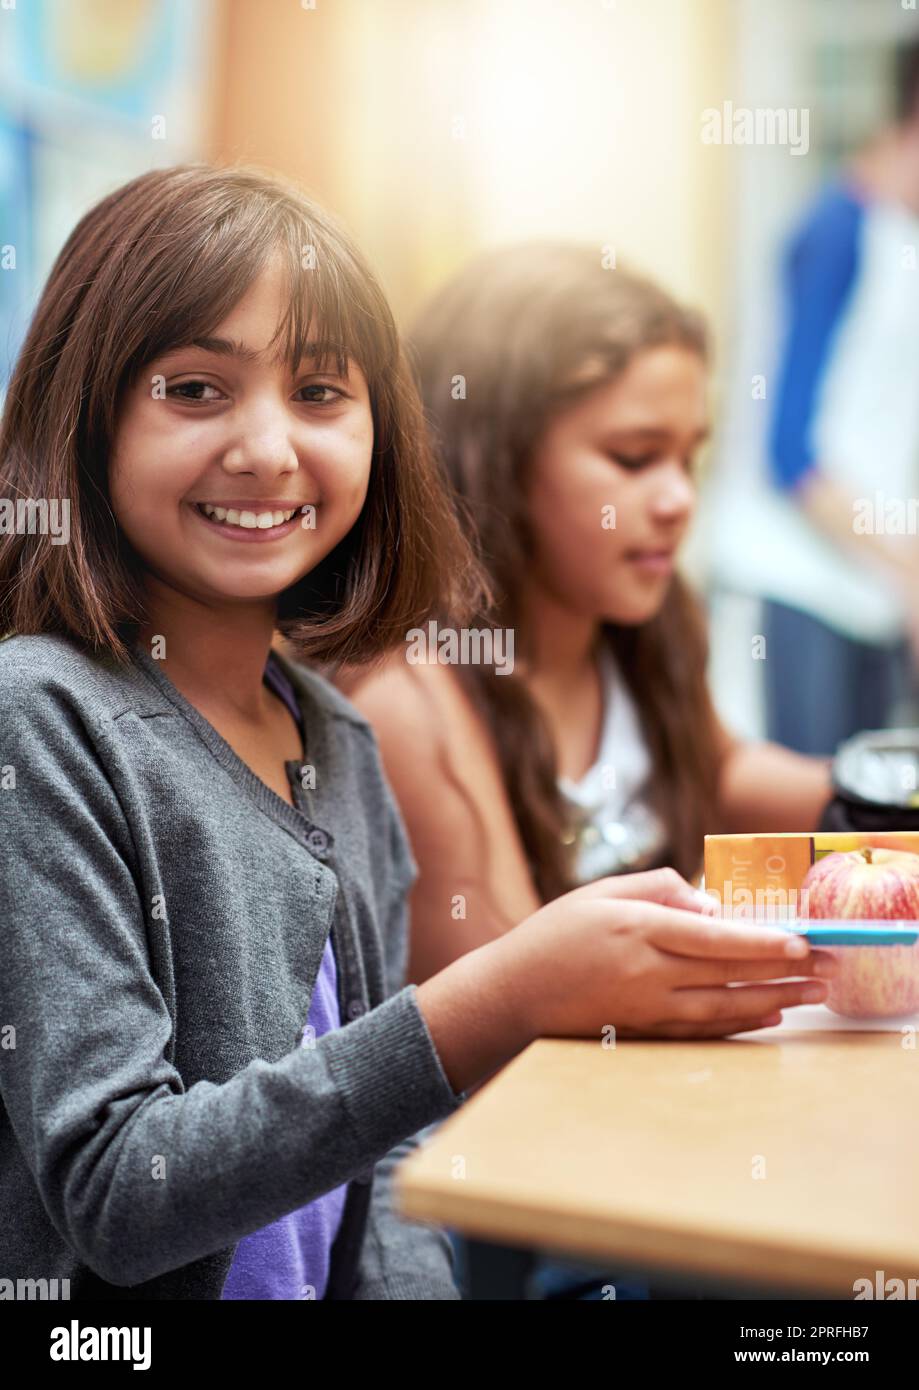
[{"xmin": 0, "ymin": 0, "xmax": 215, "ymax": 389}]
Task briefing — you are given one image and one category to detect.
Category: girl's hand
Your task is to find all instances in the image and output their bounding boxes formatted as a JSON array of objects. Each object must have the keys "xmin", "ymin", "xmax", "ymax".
[
  {"xmin": 498, "ymin": 876, "xmax": 837, "ymax": 1042},
  {"xmin": 561, "ymin": 866, "xmax": 717, "ymax": 916}
]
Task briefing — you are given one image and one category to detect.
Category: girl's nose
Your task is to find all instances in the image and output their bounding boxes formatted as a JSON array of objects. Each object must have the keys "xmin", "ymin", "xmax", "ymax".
[
  {"xmin": 222, "ymin": 402, "xmax": 299, "ymax": 476},
  {"xmin": 650, "ymin": 462, "xmax": 695, "ymax": 520}
]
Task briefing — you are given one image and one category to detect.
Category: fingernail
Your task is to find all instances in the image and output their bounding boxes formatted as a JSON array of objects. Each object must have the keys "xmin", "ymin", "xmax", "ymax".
[
  {"xmin": 813, "ymin": 957, "xmax": 839, "ymax": 977},
  {"xmin": 785, "ymin": 935, "xmax": 809, "ymax": 956},
  {"xmin": 803, "ymin": 984, "xmax": 826, "ymax": 1003}
]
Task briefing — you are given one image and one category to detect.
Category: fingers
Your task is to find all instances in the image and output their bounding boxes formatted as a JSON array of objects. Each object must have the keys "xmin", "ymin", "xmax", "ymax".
[
  {"xmin": 586, "ymin": 867, "xmax": 714, "ymax": 915},
  {"xmin": 668, "ymin": 949, "xmax": 840, "ymax": 988},
  {"xmin": 670, "ymin": 979, "xmax": 828, "ymax": 1023},
  {"xmin": 624, "ymin": 902, "xmax": 814, "ymax": 962}
]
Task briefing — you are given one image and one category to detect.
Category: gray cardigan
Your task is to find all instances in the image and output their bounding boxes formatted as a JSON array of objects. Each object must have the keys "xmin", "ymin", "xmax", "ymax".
[{"xmin": 0, "ymin": 633, "xmax": 463, "ymax": 1299}]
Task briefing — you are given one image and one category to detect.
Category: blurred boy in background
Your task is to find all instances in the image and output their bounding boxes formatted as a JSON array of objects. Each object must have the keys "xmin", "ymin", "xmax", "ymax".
[{"xmin": 714, "ymin": 41, "xmax": 919, "ymax": 756}]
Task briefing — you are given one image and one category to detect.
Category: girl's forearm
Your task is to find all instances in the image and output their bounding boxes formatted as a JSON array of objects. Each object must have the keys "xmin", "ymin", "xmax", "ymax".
[
  {"xmin": 415, "ymin": 934, "xmax": 539, "ymax": 1095},
  {"xmin": 717, "ymin": 740, "xmax": 833, "ymax": 833},
  {"xmin": 409, "ymin": 894, "xmax": 527, "ymax": 986},
  {"xmin": 798, "ymin": 471, "xmax": 919, "ymax": 585}
]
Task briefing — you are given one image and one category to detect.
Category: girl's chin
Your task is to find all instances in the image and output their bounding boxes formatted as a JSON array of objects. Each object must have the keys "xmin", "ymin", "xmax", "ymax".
[
  {"xmin": 183, "ymin": 568, "xmax": 310, "ymax": 605},
  {"xmin": 601, "ymin": 586, "xmax": 670, "ymax": 626}
]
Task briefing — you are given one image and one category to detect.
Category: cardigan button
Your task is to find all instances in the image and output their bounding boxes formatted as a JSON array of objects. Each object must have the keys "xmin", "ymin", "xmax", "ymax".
[
  {"xmin": 347, "ymin": 999, "xmax": 366, "ymax": 1020},
  {"xmin": 306, "ymin": 828, "xmax": 329, "ymax": 855}
]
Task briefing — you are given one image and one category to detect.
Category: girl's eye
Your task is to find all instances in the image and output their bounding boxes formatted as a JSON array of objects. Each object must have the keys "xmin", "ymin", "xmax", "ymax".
[
  {"xmin": 608, "ymin": 451, "xmax": 698, "ymax": 474},
  {"xmin": 608, "ymin": 452, "xmax": 657, "ymax": 471},
  {"xmin": 167, "ymin": 380, "xmax": 225, "ymax": 402},
  {"xmin": 295, "ymin": 383, "xmax": 344, "ymax": 405}
]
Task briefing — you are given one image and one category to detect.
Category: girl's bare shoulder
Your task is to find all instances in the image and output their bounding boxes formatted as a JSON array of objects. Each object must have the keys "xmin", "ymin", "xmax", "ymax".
[
  {"xmin": 348, "ymin": 654, "xmax": 540, "ymax": 926},
  {"xmin": 348, "ymin": 653, "xmax": 482, "ymax": 756},
  {"xmin": 347, "ymin": 652, "xmax": 511, "ymax": 810}
]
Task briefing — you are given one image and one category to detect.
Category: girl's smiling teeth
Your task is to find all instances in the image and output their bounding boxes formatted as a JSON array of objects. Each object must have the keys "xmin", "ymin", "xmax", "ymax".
[{"xmin": 196, "ymin": 502, "xmax": 302, "ymax": 529}]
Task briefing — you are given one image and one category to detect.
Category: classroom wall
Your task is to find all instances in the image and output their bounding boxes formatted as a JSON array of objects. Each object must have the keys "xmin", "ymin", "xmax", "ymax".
[{"xmin": 208, "ymin": 0, "xmax": 732, "ymax": 334}]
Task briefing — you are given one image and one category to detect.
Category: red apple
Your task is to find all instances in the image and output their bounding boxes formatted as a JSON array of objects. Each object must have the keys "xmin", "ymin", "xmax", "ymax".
[{"xmin": 802, "ymin": 847, "xmax": 919, "ymax": 1019}]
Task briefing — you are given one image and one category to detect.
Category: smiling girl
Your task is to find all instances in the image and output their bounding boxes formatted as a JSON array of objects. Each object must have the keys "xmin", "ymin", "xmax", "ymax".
[{"xmin": 0, "ymin": 173, "xmax": 834, "ymax": 1301}]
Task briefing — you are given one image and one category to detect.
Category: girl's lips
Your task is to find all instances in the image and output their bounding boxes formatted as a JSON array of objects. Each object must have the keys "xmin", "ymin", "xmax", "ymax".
[
  {"xmin": 625, "ymin": 549, "xmax": 675, "ymax": 576},
  {"xmin": 188, "ymin": 502, "xmax": 304, "ymax": 542}
]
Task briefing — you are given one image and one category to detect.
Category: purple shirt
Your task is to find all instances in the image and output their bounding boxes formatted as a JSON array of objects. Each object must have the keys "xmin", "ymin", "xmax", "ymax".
[{"xmin": 221, "ymin": 652, "xmax": 348, "ymax": 1300}]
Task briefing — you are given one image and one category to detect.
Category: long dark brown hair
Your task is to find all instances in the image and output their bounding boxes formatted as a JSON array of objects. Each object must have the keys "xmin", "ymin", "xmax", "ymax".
[
  {"xmin": 408, "ymin": 242, "xmax": 724, "ymax": 895},
  {"xmin": 0, "ymin": 163, "xmax": 484, "ymax": 664}
]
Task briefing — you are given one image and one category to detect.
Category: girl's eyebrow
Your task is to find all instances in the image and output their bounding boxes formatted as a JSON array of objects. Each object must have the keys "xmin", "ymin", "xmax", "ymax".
[
  {"xmin": 603, "ymin": 424, "xmax": 710, "ymax": 444},
  {"xmin": 166, "ymin": 336, "xmax": 349, "ymax": 368}
]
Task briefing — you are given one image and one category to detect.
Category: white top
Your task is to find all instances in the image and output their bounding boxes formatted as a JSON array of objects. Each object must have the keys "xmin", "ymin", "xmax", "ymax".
[{"xmin": 557, "ymin": 643, "xmax": 668, "ymax": 883}]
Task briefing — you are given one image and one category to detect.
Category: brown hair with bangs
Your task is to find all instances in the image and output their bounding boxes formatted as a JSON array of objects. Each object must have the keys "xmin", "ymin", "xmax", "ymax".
[
  {"xmin": 0, "ymin": 162, "xmax": 484, "ymax": 663},
  {"xmin": 409, "ymin": 242, "xmax": 723, "ymax": 892}
]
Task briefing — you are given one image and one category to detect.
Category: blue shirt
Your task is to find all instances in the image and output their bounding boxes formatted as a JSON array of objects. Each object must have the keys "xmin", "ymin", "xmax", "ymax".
[{"xmin": 768, "ymin": 184, "xmax": 864, "ymax": 491}]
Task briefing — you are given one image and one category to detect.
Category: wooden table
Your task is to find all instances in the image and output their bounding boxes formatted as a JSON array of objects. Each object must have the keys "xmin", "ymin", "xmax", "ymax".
[{"xmin": 397, "ymin": 1024, "xmax": 919, "ymax": 1298}]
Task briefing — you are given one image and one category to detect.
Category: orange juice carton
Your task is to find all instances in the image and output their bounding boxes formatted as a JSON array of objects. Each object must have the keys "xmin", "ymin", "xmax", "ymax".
[{"xmin": 704, "ymin": 831, "xmax": 919, "ymax": 922}]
